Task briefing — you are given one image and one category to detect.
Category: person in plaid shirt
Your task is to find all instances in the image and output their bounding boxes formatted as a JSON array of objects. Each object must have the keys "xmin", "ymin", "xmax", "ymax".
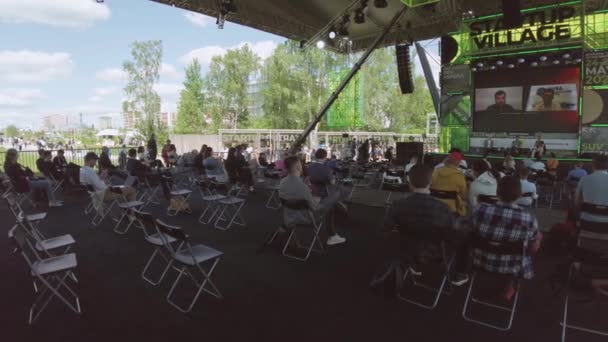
[{"xmin": 472, "ymin": 176, "xmax": 542, "ymax": 298}]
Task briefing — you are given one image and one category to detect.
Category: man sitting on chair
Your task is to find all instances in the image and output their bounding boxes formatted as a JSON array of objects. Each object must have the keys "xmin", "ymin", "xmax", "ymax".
[
  {"xmin": 431, "ymin": 150, "xmax": 468, "ymax": 216},
  {"xmin": 80, "ymin": 152, "xmax": 137, "ymax": 202},
  {"xmin": 385, "ymin": 164, "xmax": 470, "ymax": 286},
  {"xmin": 278, "ymin": 156, "xmax": 346, "ymax": 246},
  {"xmin": 575, "ymin": 154, "xmax": 608, "ymax": 225},
  {"xmin": 472, "ymin": 176, "xmax": 542, "ymax": 300}
]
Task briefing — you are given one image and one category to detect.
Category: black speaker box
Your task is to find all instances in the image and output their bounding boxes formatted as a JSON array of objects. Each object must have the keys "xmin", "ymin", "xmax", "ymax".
[
  {"xmin": 440, "ymin": 35, "xmax": 458, "ymax": 65},
  {"xmin": 395, "ymin": 44, "xmax": 414, "ymax": 94},
  {"xmin": 396, "ymin": 141, "xmax": 423, "ymax": 165}
]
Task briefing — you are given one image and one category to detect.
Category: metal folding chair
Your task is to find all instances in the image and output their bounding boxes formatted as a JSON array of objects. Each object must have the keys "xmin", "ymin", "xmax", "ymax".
[
  {"xmin": 462, "ymin": 234, "xmax": 527, "ymax": 331},
  {"xmin": 265, "ymin": 184, "xmax": 281, "ymax": 209},
  {"xmin": 561, "ymin": 204, "xmax": 608, "ymax": 341},
  {"xmin": 9, "ymin": 225, "xmax": 81, "ymax": 324},
  {"xmin": 113, "ymin": 199, "xmax": 145, "ymax": 235},
  {"xmin": 214, "ymin": 196, "xmax": 246, "ymax": 230},
  {"xmin": 398, "ymin": 230, "xmax": 454, "ymax": 309},
  {"xmin": 156, "ymin": 219, "xmax": 223, "ymax": 313},
  {"xmin": 132, "ymin": 209, "xmax": 177, "ymax": 286},
  {"xmin": 267, "ymin": 199, "xmax": 324, "ymax": 261},
  {"xmin": 87, "ymin": 189, "xmax": 120, "ymax": 227}
]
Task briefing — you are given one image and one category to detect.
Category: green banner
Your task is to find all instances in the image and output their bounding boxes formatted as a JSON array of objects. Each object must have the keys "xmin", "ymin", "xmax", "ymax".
[{"xmin": 327, "ymin": 69, "xmax": 364, "ymax": 128}]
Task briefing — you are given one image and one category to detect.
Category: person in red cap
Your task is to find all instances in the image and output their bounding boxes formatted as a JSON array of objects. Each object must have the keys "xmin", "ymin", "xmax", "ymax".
[{"xmin": 431, "ymin": 150, "xmax": 468, "ymax": 216}]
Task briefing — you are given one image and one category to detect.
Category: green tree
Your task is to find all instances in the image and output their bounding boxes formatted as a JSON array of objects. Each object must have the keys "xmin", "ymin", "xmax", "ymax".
[
  {"xmin": 4, "ymin": 124, "xmax": 18, "ymax": 138},
  {"xmin": 122, "ymin": 40, "xmax": 164, "ymax": 142},
  {"xmin": 204, "ymin": 45, "xmax": 260, "ymax": 130},
  {"xmin": 175, "ymin": 59, "xmax": 205, "ymax": 134}
]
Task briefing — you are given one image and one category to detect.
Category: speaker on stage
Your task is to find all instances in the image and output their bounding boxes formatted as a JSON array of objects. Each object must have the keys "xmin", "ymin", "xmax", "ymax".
[
  {"xmin": 395, "ymin": 44, "xmax": 414, "ymax": 94},
  {"xmin": 502, "ymin": 0, "xmax": 523, "ymax": 29},
  {"xmin": 396, "ymin": 141, "xmax": 423, "ymax": 165}
]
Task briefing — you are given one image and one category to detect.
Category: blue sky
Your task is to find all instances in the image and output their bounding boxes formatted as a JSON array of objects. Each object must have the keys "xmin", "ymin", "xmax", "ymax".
[{"xmin": 0, "ymin": 0, "xmax": 439, "ymax": 130}]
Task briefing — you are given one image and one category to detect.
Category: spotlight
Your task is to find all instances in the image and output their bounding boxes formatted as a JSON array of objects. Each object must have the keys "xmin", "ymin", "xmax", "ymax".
[
  {"xmin": 553, "ymin": 60, "xmax": 560, "ymax": 65},
  {"xmin": 354, "ymin": 9, "xmax": 365, "ymax": 24},
  {"xmin": 471, "ymin": 67, "xmax": 477, "ymax": 72},
  {"xmin": 539, "ymin": 56, "xmax": 547, "ymax": 62},
  {"xmin": 329, "ymin": 31, "xmax": 336, "ymax": 39},
  {"xmin": 374, "ymin": 0, "xmax": 388, "ymax": 8},
  {"xmin": 507, "ymin": 64, "xmax": 515, "ymax": 68},
  {"xmin": 496, "ymin": 60, "xmax": 503, "ymax": 66},
  {"xmin": 476, "ymin": 62, "xmax": 484, "ymax": 68},
  {"xmin": 563, "ymin": 53, "xmax": 571, "ymax": 59},
  {"xmin": 316, "ymin": 40, "xmax": 326, "ymax": 49},
  {"xmin": 517, "ymin": 58, "xmax": 525, "ymax": 63},
  {"xmin": 531, "ymin": 62, "xmax": 538, "ymax": 67},
  {"xmin": 490, "ymin": 66, "xmax": 496, "ymax": 70}
]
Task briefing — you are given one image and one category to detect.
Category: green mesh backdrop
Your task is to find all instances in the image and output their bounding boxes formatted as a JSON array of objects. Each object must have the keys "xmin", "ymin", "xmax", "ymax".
[
  {"xmin": 327, "ymin": 69, "xmax": 364, "ymax": 128},
  {"xmin": 440, "ymin": 126, "xmax": 470, "ymax": 153}
]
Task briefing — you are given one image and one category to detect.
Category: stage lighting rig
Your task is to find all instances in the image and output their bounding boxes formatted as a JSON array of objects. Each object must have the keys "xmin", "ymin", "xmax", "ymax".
[{"xmin": 216, "ymin": 0, "xmax": 237, "ymax": 29}]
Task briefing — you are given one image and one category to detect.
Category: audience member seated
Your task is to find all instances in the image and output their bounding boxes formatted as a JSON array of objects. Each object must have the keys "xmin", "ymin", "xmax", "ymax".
[
  {"xmin": 258, "ymin": 152, "xmax": 269, "ymax": 167},
  {"xmin": 80, "ymin": 152, "xmax": 137, "ymax": 202},
  {"xmin": 385, "ymin": 164, "xmax": 470, "ymax": 285},
  {"xmin": 4, "ymin": 148, "xmax": 62, "ymax": 207},
  {"xmin": 482, "ymin": 150, "xmax": 492, "ymax": 169},
  {"xmin": 529, "ymin": 153, "xmax": 546, "ymax": 173},
  {"xmin": 53, "ymin": 149, "xmax": 68, "ymax": 170},
  {"xmin": 517, "ymin": 168, "xmax": 538, "ymax": 207},
  {"xmin": 503, "ymin": 155, "xmax": 516, "ymax": 175},
  {"xmin": 435, "ymin": 148, "xmax": 468, "ymax": 173},
  {"xmin": 278, "ymin": 156, "xmax": 346, "ymax": 246},
  {"xmin": 566, "ymin": 161, "xmax": 587, "ymax": 190},
  {"xmin": 203, "ymin": 147, "xmax": 228, "ymax": 183},
  {"xmin": 546, "ymin": 152, "xmax": 559, "ymax": 177},
  {"xmin": 126, "ymin": 148, "xmax": 149, "ymax": 177},
  {"xmin": 575, "ymin": 154, "xmax": 608, "ymax": 225},
  {"xmin": 327, "ymin": 154, "xmax": 338, "ymax": 171},
  {"xmin": 35, "ymin": 149, "xmax": 46, "ymax": 175},
  {"xmin": 193, "ymin": 145, "xmax": 207, "ymax": 175},
  {"xmin": 431, "ymin": 151, "xmax": 468, "ymax": 216},
  {"xmin": 308, "ymin": 148, "xmax": 335, "ymax": 198},
  {"xmin": 468, "ymin": 160, "xmax": 501, "ymax": 209},
  {"xmin": 471, "ymin": 176, "xmax": 542, "ymax": 300}
]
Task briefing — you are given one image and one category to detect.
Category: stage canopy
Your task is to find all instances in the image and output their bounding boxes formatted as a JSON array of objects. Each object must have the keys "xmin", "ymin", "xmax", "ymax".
[{"xmin": 150, "ymin": 0, "xmax": 608, "ymax": 52}]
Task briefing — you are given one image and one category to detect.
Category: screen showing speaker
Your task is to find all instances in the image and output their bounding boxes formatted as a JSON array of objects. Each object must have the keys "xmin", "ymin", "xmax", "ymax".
[{"xmin": 473, "ymin": 66, "xmax": 580, "ymax": 133}]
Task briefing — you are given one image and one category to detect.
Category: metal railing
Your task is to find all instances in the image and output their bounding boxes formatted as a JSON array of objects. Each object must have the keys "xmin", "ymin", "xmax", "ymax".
[{"xmin": 0, "ymin": 147, "xmax": 132, "ymax": 172}]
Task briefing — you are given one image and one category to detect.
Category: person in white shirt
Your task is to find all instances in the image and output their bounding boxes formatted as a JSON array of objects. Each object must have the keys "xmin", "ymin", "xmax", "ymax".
[
  {"xmin": 405, "ymin": 155, "xmax": 418, "ymax": 174},
  {"xmin": 80, "ymin": 152, "xmax": 137, "ymax": 202},
  {"xmin": 469, "ymin": 160, "xmax": 501, "ymax": 209},
  {"xmin": 517, "ymin": 168, "xmax": 538, "ymax": 207},
  {"xmin": 529, "ymin": 153, "xmax": 546, "ymax": 172}
]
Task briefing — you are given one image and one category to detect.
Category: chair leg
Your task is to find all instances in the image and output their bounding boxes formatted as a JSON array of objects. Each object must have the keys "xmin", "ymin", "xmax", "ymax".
[
  {"xmin": 398, "ymin": 257, "xmax": 453, "ymax": 309},
  {"xmin": 142, "ymin": 248, "xmax": 173, "ymax": 286},
  {"xmin": 462, "ymin": 273, "xmax": 520, "ymax": 331},
  {"xmin": 29, "ymin": 272, "xmax": 81, "ymax": 324}
]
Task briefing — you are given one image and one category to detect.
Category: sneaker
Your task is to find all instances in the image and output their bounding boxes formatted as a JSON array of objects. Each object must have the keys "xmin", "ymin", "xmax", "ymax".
[
  {"xmin": 408, "ymin": 266, "xmax": 422, "ymax": 277},
  {"xmin": 326, "ymin": 234, "xmax": 346, "ymax": 246},
  {"xmin": 49, "ymin": 200, "xmax": 63, "ymax": 207},
  {"xmin": 450, "ymin": 274, "xmax": 470, "ymax": 286},
  {"xmin": 502, "ymin": 283, "xmax": 516, "ymax": 301}
]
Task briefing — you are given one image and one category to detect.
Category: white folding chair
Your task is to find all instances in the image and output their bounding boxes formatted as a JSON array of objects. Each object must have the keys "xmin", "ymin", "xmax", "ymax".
[
  {"xmin": 214, "ymin": 195, "xmax": 246, "ymax": 230},
  {"xmin": 156, "ymin": 219, "xmax": 223, "ymax": 313},
  {"xmin": 9, "ymin": 225, "xmax": 81, "ymax": 324},
  {"xmin": 132, "ymin": 209, "xmax": 178, "ymax": 286},
  {"xmin": 265, "ymin": 184, "xmax": 281, "ymax": 209}
]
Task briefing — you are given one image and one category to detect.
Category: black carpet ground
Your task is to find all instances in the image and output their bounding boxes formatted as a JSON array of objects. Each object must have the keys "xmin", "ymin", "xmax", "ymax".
[{"xmin": 1, "ymin": 186, "xmax": 605, "ymax": 342}]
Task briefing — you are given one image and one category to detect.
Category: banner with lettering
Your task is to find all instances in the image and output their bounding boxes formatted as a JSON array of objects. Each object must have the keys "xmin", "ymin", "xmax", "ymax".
[
  {"xmin": 581, "ymin": 126, "xmax": 608, "ymax": 154},
  {"xmin": 584, "ymin": 51, "xmax": 608, "ymax": 86},
  {"xmin": 458, "ymin": 4, "xmax": 583, "ymax": 57}
]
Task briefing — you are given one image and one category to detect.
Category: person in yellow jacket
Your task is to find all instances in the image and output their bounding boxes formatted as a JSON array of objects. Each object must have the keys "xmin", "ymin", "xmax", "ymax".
[{"xmin": 431, "ymin": 151, "xmax": 468, "ymax": 216}]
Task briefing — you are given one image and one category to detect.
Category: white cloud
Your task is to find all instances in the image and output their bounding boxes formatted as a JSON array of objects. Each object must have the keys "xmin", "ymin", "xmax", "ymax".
[
  {"xmin": 95, "ymin": 68, "xmax": 126, "ymax": 82},
  {"xmin": 0, "ymin": 50, "xmax": 73, "ymax": 82},
  {"xmin": 0, "ymin": 88, "xmax": 44, "ymax": 107},
  {"xmin": 179, "ymin": 40, "xmax": 278, "ymax": 66},
  {"xmin": 0, "ymin": 0, "xmax": 110, "ymax": 28},
  {"xmin": 88, "ymin": 95, "xmax": 103, "ymax": 103},
  {"xmin": 160, "ymin": 63, "xmax": 180, "ymax": 79},
  {"xmin": 94, "ymin": 86, "xmax": 119, "ymax": 96},
  {"xmin": 154, "ymin": 82, "xmax": 183, "ymax": 99},
  {"xmin": 183, "ymin": 12, "xmax": 213, "ymax": 28}
]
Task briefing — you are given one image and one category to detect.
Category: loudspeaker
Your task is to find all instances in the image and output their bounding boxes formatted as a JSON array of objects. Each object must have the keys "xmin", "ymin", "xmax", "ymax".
[
  {"xmin": 395, "ymin": 44, "xmax": 414, "ymax": 94},
  {"xmin": 342, "ymin": 133, "xmax": 349, "ymax": 138},
  {"xmin": 502, "ymin": 0, "xmax": 523, "ymax": 29},
  {"xmin": 396, "ymin": 142, "xmax": 423, "ymax": 165},
  {"xmin": 440, "ymin": 35, "xmax": 458, "ymax": 65}
]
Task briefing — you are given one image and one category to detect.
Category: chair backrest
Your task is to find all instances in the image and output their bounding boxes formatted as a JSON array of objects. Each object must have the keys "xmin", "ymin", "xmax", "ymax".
[
  {"xmin": 280, "ymin": 199, "xmax": 311, "ymax": 210},
  {"xmin": 3, "ymin": 192, "xmax": 21, "ymax": 218},
  {"xmin": 8, "ymin": 224, "xmax": 41, "ymax": 269},
  {"xmin": 156, "ymin": 219, "xmax": 187, "ymax": 241},
  {"xmin": 132, "ymin": 209, "xmax": 157, "ymax": 238},
  {"xmin": 430, "ymin": 189, "xmax": 457, "ymax": 200},
  {"xmin": 521, "ymin": 192, "xmax": 534, "ymax": 198},
  {"xmin": 578, "ymin": 205, "xmax": 608, "ymax": 251},
  {"xmin": 471, "ymin": 234, "xmax": 526, "ymax": 275},
  {"xmin": 581, "ymin": 202, "xmax": 608, "ymax": 217},
  {"xmin": 124, "ymin": 175, "xmax": 137, "ymax": 187},
  {"xmin": 478, "ymin": 194, "xmax": 499, "ymax": 205}
]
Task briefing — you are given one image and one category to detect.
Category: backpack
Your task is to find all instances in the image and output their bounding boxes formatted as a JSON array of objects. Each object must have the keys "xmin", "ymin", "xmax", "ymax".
[{"xmin": 369, "ymin": 260, "xmax": 404, "ymax": 298}]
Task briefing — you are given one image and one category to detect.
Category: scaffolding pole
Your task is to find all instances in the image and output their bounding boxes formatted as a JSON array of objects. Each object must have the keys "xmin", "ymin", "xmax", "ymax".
[
  {"xmin": 415, "ymin": 42, "xmax": 440, "ymax": 116},
  {"xmin": 290, "ymin": 5, "xmax": 409, "ymax": 154}
]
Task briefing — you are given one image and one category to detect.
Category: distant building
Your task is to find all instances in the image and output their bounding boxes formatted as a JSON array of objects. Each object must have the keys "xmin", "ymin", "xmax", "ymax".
[
  {"xmin": 160, "ymin": 112, "xmax": 176, "ymax": 129},
  {"xmin": 123, "ymin": 111, "xmax": 139, "ymax": 129},
  {"xmin": 98, "ymin": 116, "xmax": 113, "ymax": 129},
  {"xmin": 42, "ymin": 114, "xmax": 78, "ymax": 131}
]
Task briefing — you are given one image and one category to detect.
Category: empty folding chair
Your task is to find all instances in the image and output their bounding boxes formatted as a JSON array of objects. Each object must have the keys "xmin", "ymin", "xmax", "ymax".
[
  {"xmin": 87, "ymin": 188, "xmax": 121, "ymax": 227},
  {"xmin": 265, "ymin": 184, "xmax": 281, "ymax": 209},
  {"xmin": 267, "ymin": 199, "xmax": 324, "ymax": 261},
  {"xmin": 132, "ymin": 209, "xmax": 177, "ymax": 286},
  {"xmin": 214, "ymin": 188, "xmax": 246, "ymax": 230},
  {"xmin": 156, "ymin": 219, "xmax": 223, "ymax": 313},
  {"xmin": 9, "ymin": 225, "xmax": 81, "ymax": 324},
  {"xmin": 561, "ymin": 203, "xmax": 608, "ymax": 342},
  {"xmin": 398, "ymin": 230, "xmax": 454, "ymax": 309},
  {"xmin": 113, "ymin": 198, "xmax": 145, "ymax": 235},
  {"xmin": 462, "ymin": 234, "xmax": 527, "ymax": 331}
]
